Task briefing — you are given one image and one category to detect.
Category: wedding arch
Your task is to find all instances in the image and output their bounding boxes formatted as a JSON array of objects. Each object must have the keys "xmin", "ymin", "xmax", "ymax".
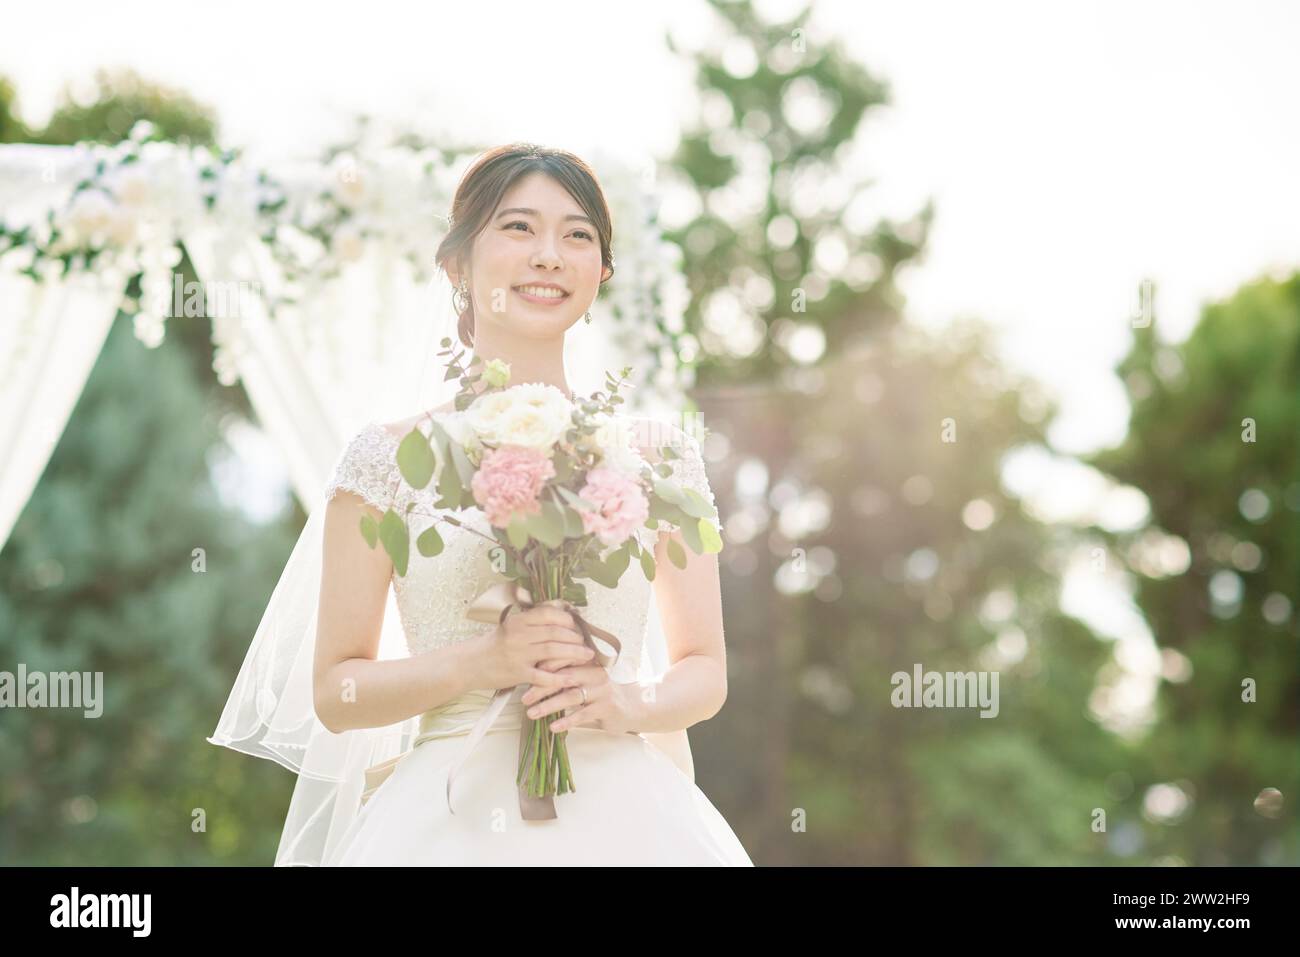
[{"xmin": 0, "ymin": 124, "xmax": 698, "ymax": 553}]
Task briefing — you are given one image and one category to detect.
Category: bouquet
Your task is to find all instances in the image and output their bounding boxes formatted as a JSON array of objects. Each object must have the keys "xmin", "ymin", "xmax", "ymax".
[{"xmin": 357, "ymin": 338, "xmax": 723, "ymax": 805}]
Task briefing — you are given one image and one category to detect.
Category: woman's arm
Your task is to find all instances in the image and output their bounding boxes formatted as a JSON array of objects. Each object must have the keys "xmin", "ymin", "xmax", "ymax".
[
  {"xmin": 620, "ymin": 525, "xmax": 729, "ymax": 734},
  {"xmin": 312, "ymin": 489, "xmax": 483, "ymax": 734}
]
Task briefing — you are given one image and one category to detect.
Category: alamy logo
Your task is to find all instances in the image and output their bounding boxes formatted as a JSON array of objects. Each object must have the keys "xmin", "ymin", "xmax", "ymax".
[
  {"xmin": 890, "ymin": 663, "xmax": 1000, "ymax": 718},
  {"xmin": 50, "ymin": 887, "xmax": 151, "ymax": 936},
  {"xmin": 0, "ymin": 664, "xmax": 103, "ymax": 718}
]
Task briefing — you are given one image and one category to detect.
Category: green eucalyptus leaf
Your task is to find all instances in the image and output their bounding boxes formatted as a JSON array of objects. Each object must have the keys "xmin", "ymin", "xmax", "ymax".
[
  {"xmin": 697, "ymin": 518, "xmax": 723, "ymax": 554},
  {"xmin": 680, "ymin": 486, "xmax": 717, "ymax": 521},
  {"xmin": 507, "ymin": 517, "xmax": 530, "ymax": 550},
  {"xmin": 416, "ymin": 524, "xmax": 444, "ymax": 557},
  {"xmin": 606, "ymin": 541, "xmax": 631, "ymax": 578},
  {"xmin": 359, "ymin": 513, "xmax": 379, "ymax": 548},
  {"xmin": 530, "ymin": 501, "xmax": 566, "ymax": 548},
  {"xmin": 557, "ymin": 486, "xmax": 595, "ymax": 511},
  {"xmin": 396, "ymin": 430, "xmax": 437, "ymax": 489},
  {"xmin": 449, "ymin": 439, "xmax": 475, "ymax": 487},
  {"xmin": 679, "ymin": 514, "xmax": 704, "ymax": 555},
  {"xmin": 378, "ymin": 509, "xmax": 410, "ymax": 576}
]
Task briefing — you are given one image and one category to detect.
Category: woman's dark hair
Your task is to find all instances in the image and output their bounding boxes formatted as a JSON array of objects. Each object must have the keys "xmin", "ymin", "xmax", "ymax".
[{"xmin": 436, "ymin": 143, "xmax": 616, "ymax": 348}]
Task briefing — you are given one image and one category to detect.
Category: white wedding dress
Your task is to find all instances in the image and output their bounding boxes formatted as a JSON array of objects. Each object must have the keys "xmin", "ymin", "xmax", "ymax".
[{"xmin": 316, "ymin": 412, "xmax": 754, "ymax": 866}]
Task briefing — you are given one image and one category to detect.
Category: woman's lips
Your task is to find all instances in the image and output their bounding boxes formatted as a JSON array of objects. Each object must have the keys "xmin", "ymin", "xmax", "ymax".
[{"xmin": 513, "ymin": 286, "xmax": 570, "ymax": 305}]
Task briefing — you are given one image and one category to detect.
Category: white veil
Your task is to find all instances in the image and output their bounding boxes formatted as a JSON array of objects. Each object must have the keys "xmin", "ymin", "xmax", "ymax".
[
  {"xmin": 205, "ymin": 266, "xmax": 458, "ymax": 867},
  {"xmin": 207, "ymin": 264, "xmax": 694, "ymax": 866}
]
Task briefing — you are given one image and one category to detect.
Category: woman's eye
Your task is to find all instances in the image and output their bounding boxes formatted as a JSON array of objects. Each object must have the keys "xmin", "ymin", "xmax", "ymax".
[{"xmin": 504, "ymin": 221, "xmax": 593, "ymax": 241}]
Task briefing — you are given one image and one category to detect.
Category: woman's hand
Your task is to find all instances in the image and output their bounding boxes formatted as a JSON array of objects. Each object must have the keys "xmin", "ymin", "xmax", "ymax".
[
  {"xmin": 520, "ymin": 662, "xmax": 639, "ymax": 734},
  {"xmin": 469, "ymin": 600, "xmax": 596, "ymax": 695}
]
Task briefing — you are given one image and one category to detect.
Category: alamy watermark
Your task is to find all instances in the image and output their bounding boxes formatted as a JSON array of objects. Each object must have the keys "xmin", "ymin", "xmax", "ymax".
[
  {"xmin": 0, "ymin": 664, "xmax": 103, "ymax": 718},
  {"xmin": 49, "ymin": 887, "xmax": 150, "ymax": 936},
  {"xmin": 890, "ymin": 663, "xmax": 1000, "ymax": 718}
]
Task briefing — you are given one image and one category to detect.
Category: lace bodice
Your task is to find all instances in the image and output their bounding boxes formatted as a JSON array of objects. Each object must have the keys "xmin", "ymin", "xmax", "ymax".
[{"xmin": 322, "ymin": 412, "xmax": 722, "ymax": 684}]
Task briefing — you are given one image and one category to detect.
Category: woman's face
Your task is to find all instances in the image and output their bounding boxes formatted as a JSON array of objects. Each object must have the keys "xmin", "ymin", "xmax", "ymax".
[{"xmin": 461, "ymin": 171, "xmax": 611, "ymax": 342}]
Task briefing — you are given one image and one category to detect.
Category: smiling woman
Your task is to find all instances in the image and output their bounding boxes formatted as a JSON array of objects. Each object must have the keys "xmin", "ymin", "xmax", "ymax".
[
  {"xmin": 436, "ymin": 144, "xmax": 616, "ymax": 352},
  {"xmin": 206, "ymin": 141, "xmax": 754, "ymax": 866}
]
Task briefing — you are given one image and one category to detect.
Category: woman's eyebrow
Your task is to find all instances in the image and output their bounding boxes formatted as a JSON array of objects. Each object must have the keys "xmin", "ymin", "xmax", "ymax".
[{"xmin": 495, "ymin": 206, "xmax": 594, "ymax": 226}]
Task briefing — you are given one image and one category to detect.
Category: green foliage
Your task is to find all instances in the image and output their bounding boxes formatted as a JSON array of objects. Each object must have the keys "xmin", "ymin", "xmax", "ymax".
[
  {"xmin": 665, "ymin": 0, "xmax": 934, "ymax": 389},
  {"xmin": 0, "ymin": 313, "xmax": 300, "ymax": 864},
  {"xmin": 30, "ymin": 68, "xmax": 219, "ymax": 147},
  {"xmin": 1085, "ymin": 274, "xmax": 1300, "ymax": 865}
]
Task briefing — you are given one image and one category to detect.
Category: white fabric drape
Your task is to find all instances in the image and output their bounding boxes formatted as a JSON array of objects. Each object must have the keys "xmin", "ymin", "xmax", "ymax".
[
  {"xmin": 0, "ymin": 142, "xmax": 126, "ymax": 549},
  {"xmin": 0, "ymin": 272, "xmax": 121, "ymax": 548}
]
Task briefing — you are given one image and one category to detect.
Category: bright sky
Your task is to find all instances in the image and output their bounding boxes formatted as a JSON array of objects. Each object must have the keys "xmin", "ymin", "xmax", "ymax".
[{"xmin": 5, "ymin": 0, "xmax": 1297, "ymax": 458}]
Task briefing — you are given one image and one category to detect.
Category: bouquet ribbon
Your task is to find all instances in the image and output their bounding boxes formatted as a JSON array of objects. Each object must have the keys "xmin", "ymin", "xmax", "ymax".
[{"xmin": 360, "ymin": 581, "xmax": 622, "ymax": 821}]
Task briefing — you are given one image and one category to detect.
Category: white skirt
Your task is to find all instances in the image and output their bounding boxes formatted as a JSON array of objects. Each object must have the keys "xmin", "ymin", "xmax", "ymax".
[{"xmin": 323, "ymin": 723, "xmax": 755, "ymax": 866}]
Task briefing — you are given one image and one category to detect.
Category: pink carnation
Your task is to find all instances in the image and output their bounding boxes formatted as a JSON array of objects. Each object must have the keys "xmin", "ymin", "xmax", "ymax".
[
  {"xmin": 471, "ymin": 445, "xmax": 556, "ymax": 528},
  {"xmin": 578, "ymin": 467, "xmax": 650, "ymax": 547}
]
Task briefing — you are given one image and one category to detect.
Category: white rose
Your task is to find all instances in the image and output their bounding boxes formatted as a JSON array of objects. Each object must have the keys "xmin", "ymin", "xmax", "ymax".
[
  {"xmin": 590, "ymin": 413, "xmax": 645, "ymax": 475},
  {"xmin": 465, "ymin": 383, "xmax": 572, "ymax": 450}
]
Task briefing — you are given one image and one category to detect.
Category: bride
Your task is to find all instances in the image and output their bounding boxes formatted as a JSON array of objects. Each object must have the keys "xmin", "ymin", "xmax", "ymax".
[{"xmin": 209, "ymin": 143, "xmax": 754, "ymax": 866}]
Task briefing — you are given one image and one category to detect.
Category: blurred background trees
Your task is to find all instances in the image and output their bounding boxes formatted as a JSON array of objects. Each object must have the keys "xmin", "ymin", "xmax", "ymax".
[
  {"xmin": 1084, "ymin": 276, "xmax": 1299, "ymax": 866},
  {"xmin": 0, "ymin": 69, "xmax": 299, "ymax": 864}
]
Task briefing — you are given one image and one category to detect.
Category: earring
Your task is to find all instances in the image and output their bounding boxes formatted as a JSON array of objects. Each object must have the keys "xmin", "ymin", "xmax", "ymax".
[
  {"xmin": 453, "ymin": 278, "xmax": 469, "ymax": 314},
  {"xmin": 583, "ymin": 311, "xmax": 593, "ymax": 325}
]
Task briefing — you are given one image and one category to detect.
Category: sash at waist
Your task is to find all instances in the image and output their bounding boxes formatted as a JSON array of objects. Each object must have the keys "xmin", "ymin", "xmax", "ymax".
[{"xmin": 413, "ymin": 688, "xmax": 526, "ymax": 747}]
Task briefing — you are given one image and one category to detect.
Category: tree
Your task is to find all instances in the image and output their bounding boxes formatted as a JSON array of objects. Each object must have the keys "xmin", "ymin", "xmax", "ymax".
[
  {"xmin": 0, "ymin": 311, "xmax": 300, "ymax": 864},
  {"xmin": 0, "ymin": 71, "xmax": 300, "ymax": 864},
  {"xmin": 1085, "ymin": 274, "xmax": 1300, "ymax": 865},
  {"xmin": 663, "ymin": 0, "xmax": 1123, "ymax": 863}
]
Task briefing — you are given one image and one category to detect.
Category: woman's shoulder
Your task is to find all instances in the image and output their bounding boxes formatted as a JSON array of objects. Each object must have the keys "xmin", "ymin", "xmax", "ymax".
[{"xmin": 375, "ymin": 402, "xmax": 460, "ymax": 441}]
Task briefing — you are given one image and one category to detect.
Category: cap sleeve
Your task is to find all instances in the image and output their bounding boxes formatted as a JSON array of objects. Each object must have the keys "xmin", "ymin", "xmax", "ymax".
[{"xmin": 324, "ymin": 423, "xmax": 401, "ymax": 512}]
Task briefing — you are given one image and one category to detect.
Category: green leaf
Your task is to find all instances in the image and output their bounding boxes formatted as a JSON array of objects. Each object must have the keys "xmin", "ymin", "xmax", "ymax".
[
  {"xmin": 359, "ymin": 514, "xmax": 379, "ymax": 548},
  {"xmin": 679, "ymin": 515, "xmax": 704, "ymax": 555},
  {"xmin": 581, "ymin": 554, "xmax": 620, "ymax": 589},
  {"xmin": 556, "ymin": 485, "xmax": 595, "ymax": 511},
  {"xmin": 607, "ymin": 541, "xmax": 631, "ymax": 578},
  {"xmin": 449, "ymin": 438, "xmax": 475, "ymax": 488},
  {"xmin": 560, "ymin": 503, "xmax": 587, "ymax": 538},
  {"xmin": 680, "ymin": 486, "xmax": 717, "ymax": 521},
  {"xmin": 507, "ymin": 517, "xmax": 530, "ymax": 549},
  {"xmin": 653, "ymin": 475, "xmax": 689, "ymax": 508},
  {"xmin": 378, "ymin": 509, "xmax": 410, "ymax": 576},
  {"xmin": 697, "ymin": 518, "xmax": 722, "ymax": 554},
  {"xmin": 433, "ymin": 429, "xmax": 465, "ymax": 508},
  {"xmin": 639, "ymin": 547, "xmax": 656, "ymax": 581},
  {"xmin": 416, "ymin": 524, "xmax": 444, "ymax": 557},
  {"xmin": 528, "ymin": 501, "xmax": 566, "ymax": 548},
  {"xmin": 666, "ymin": 536, "xmax": 687, "ymax": 570},
  {"xmin": 646, "ymin": 496, "xmax": 679, "ymax": 526},
  {"xmin": 396, "ymin": 430, "xmax": 437, "ymax": 489}
]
